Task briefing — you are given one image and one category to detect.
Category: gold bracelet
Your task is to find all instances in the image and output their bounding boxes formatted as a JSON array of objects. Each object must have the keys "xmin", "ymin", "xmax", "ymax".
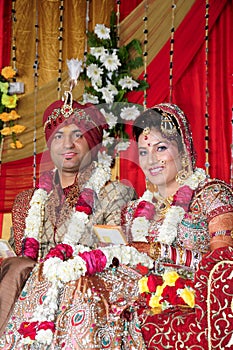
[
  {"xmin": 177, "ymin": 245, "xmax": 184, "ymax": 265},
  {"xmin": 149, "ymin": 242, "xmax": 161, "ymax": 260}
]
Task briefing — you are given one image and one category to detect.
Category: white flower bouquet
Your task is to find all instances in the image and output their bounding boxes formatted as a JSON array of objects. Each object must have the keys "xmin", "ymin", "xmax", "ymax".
[{"xmin": 79, "ymin": 12, "xmax": 148, "ymax": 153}]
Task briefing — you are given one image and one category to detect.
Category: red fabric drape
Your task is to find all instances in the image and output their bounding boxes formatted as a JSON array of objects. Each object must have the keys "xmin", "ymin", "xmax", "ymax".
[
  {"xmin": 118, "ymin": 0, "xmax": 143, "ymax": 21},
  {"xmin": 0, "ymin": 151, "xmax": 53, "ymax": 213},
  {"xmin": 0, "ymin": 0, "xmax": 11, "ymax": 69}
]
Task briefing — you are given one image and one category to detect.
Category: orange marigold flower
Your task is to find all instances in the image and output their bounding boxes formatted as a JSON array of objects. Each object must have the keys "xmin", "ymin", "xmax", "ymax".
[
  {"xmin": 0, "ymin": 112, "xmax": 11, "ymax": 122},
  {"xmin": 0, "ymin": 127, "xmax": 12, "ymax": 136},
  {"xmin": 9, "ymin": 110, "xmax": 21, "ymax": 120},
  {"xmin": 1, "ymin": 66, "xmax": 16, "ymax": 80},
  {"xmin": 11, "ymin": 124, "xmax": 26, "ymax": 134},
  {"xmin": 10, "ymin": 140, "xmax": 23, "ymax": 149}
]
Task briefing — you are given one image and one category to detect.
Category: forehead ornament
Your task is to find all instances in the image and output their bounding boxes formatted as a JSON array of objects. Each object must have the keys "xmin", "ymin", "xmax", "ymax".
[{"xmin": 143, "ymin": 126, "xmax": 150, "ymax": 140}]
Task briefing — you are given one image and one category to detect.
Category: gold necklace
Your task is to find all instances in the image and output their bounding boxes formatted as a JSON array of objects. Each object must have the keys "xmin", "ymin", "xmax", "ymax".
[{"xmin": 153, "ymin": 193, "xmax": 174, "ymax": 218}]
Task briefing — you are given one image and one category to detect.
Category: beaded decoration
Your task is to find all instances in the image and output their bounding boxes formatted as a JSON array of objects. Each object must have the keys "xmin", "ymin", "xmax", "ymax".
[
  {"xmin": 32, "ymin": 1, "xmax": 39, "ymax": 186},
  {"xmin": 169, "ymin": 0, "xmax": 176, "ymax": 103},
  {"xmin": 57, "ymin": 0, "xmax": 64, "ymax": 98},
  {"xmin": 11, "ymin": 0, "xmax": 17, "ymax": 73},
  {"xmin": 116, "ymin": 0, "xmax": 121, "ymax": 48},
  {"xmin": 204, "ymin": 0, "xmax": 210, "ymax": 176},
  {"xmin": 143, "ymin": 0, "xmax": 149, "ymax": 110}
]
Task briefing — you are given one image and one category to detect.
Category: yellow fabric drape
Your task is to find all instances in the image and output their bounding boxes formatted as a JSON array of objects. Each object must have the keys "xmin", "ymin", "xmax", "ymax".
[{"xmin": 2, "ymin": 0, "xmax": 194, "ymax": 163}]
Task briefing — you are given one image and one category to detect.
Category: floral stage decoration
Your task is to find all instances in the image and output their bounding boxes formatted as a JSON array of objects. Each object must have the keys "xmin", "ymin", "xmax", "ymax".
[
  {"xmin": 78, "ymin": 12, "xmax": 148, "ymax": 154},
  {"xmin": 138, "ymin": 269, "xmax": 195, "ymax": 314},
  {"xmin": 0, "ymin": 66, "xmax": 25, "ymax": 150}
]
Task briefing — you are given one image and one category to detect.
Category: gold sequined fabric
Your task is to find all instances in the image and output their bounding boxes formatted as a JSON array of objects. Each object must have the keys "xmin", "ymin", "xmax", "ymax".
[
  {"xmin": 11, "ymin": 188, "xmax": 35, "ymax": 255},
  {"xmin": 0, "ymin": 264, "xmax": 145, "ymax": 349}
]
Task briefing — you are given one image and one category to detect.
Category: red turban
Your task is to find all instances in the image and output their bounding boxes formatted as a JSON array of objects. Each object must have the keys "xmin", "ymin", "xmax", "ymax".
[{"xmin": 43, "ymin": 100, "xmax": 108, "ymax": 158}]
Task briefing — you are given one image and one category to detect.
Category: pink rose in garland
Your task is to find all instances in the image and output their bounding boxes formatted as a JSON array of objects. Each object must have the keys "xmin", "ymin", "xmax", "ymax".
[
  {"xmin": 172, "ymin": 185, "xmax": 193, "ymax": 212},
  {"xmin": 76, "ymin": 188, "xmax": 95, "ymax": 215},
  {"xmin": 79, "ymin": 249, "xmax": 107, "ymax": 275},
  {"xmin": 44, "ymin": 243, "xmax": 74, "ymax": 261},
  {"xmin": 21, "ymin": 237, "xmax": 39, "ymax": 261},
  {"xmin": 134, "ymin": 200, "xmax": 155, "ymax": 220}
]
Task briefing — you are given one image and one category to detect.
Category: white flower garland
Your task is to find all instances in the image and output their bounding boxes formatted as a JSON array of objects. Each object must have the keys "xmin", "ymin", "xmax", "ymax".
[
  {"xmin": 131, "ymin": 168, "xmax": 206, "ymax": 245},
  {"xmin": 24, "ymin": 151, "xmax": 112, "ymax": 247}
]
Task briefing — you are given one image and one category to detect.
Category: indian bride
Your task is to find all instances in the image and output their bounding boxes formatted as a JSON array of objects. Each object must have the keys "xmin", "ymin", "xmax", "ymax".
[{"xmin": 121, "ymin": 103, "xmax": 233, "ymax": 349}]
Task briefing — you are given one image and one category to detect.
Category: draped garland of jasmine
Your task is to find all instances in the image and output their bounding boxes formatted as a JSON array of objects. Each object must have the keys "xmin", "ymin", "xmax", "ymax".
[
  {"xmin": 131, "ymin": 168, "xmax": 207, "ymax": 245},
  {"xmin": 24, "ymin": 151, "xmax": 112, "ymax": 258}
]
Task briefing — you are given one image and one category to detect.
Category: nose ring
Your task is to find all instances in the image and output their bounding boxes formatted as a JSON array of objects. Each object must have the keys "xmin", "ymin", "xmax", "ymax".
[{"xmin": 161, "ymin": 160, "xmax": 166, "ymax": 165}]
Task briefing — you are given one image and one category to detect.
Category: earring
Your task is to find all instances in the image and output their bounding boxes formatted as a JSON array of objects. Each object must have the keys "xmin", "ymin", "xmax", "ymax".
[{"xmin": 175, "ymin": 155, "xmax": 190, "ymax": 185}]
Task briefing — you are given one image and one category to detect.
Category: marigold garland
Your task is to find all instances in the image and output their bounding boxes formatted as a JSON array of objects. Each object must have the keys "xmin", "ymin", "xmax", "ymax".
[{"xmin": 0, "ymin": 66, "xmax": 25, "ymax": 149}]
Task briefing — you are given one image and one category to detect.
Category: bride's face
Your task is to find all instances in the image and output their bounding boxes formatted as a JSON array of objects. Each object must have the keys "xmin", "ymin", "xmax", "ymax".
[{"xmin": 138, "ymin": 127, "xmax": 183, "ymax": 192}]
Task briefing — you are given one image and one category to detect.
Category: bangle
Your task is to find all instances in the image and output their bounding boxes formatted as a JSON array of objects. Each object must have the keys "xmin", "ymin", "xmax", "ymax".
[
  {"xmin": 149, "ymin": 242, "xmax": 161, "ymax": 260},
  {"xmin": 177, "ymin": 245, "xmax": 185, "ymax": 265}
]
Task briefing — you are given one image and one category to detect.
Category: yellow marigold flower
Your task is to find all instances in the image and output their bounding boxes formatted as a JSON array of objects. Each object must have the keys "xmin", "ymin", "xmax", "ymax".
[
  {"xmin": 149, "ymin": 294, "xmax": 161, "ymax": 308},
  {"xmin": 1, "ymin": 127, "xmax": 12, "ymax": 136},
  {"xmin": 180, "ymin": 288, "xmax": 195, "ymax": 308},
  {"xmin": 1, "ymin": 93, "xmax": 17, "ymax": 109},
  {"xmin": 10, "ymin": 140, "xmax": 23, "ymax": 149},
  {"xmin": 9, "ymin": 110, "xmax": 20, "ymax": 120},
  {"xmin": 1, "ymin": 66, "xmax": 16, "ymax": 80},
  {"xmin": 138, "ymin": 276, "xmax": 149, "ymax": 293},
  {"xmin": 0, "ymin": 81, "xmax": 9, "ymax": 94},
  {"xmin": 0, "ymin": 112, "xmax": 11, "ymax": 122},
  {"xmin": 11, "ymin": 124, "xmax": 26, "ymax": 134},
  {"xmin": 163, "ymin": 271, "xmax": 179, "ymax": 286}
]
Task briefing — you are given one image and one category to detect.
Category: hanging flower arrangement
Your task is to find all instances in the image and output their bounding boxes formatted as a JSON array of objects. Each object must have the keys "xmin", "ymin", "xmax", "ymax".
[
  {"xmin": 78, "ymin": 12, "xmax": 148, "ymax": 153},
  {"xmin": 0, "ymin": 66, "xmax": 25, "ymax": 149}
]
